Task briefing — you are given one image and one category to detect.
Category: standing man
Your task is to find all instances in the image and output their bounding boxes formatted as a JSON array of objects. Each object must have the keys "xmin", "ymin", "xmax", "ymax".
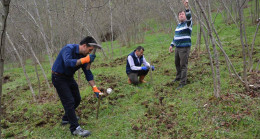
[
  {"xmin": 126, "ymin": 46, "xmax": 154, "ymax": 85},
  {"xmin": 52, "ymin": 36, "xmax": 103, "ymax": 137},
  {"xmin": 169, "ymin": 0, "xmax": 192, "ymax": 89}
]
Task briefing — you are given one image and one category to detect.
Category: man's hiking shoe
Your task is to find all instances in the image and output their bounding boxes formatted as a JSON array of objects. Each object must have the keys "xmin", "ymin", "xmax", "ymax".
[
  {"xmin": 72, "ymin": 126, "xmax": 91, "ymax": 137},
  {"xmin": 61, "ymin": 116, "xmax": 80, "ymax": 125}
]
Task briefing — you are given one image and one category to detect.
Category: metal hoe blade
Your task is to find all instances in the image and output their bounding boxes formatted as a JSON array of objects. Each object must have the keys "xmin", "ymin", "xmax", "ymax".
[{"xmin": 88, "ymin": 43, "xmax": 102, "ymax": 49}]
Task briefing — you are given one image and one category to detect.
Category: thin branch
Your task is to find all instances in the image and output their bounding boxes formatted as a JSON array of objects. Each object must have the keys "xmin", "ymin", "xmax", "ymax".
[
  {"xmin": 6, "ymin": 32, "xmax": 36, "ymax": 102},
  {"xmin": 241, "ymin": 0, "xmax": 248, "ymax": 9},
  {"xmin": 89, "ymin": 0, "xmax": 109, "ymax": 9},
  {"xmin": 249, "ymin": 21, "xmax": 260, "ymax": 71}
]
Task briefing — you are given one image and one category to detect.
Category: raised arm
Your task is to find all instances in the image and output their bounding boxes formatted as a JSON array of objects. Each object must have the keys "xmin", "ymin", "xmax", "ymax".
[
  {"xmin": 183, "ymin": 0, "xmax": 192, "ymax": 27},
  {"xmin": 183, "ymin": 0, "xmax": 189, "ymax": 10}
]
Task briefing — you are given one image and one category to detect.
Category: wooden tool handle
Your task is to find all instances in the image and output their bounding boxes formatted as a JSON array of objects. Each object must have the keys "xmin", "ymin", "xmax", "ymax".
[
  {"xmin": 96, "ymin": 96, "xmax": 101, "ymax": 120},
  {"xmin": 86, "ymin": 48, "xmax": 97, "ymax": 70}
]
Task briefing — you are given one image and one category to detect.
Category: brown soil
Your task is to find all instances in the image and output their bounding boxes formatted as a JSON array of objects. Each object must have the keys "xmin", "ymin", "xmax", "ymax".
[
  {"xmin": 163, "ymin": 69, "xmax": 171, "ymax": 76},
  {"xmin": 3, "ymin": 75, "xmax": 12, "ymax": 83},
  {"xmin": 134, "ymin": 96, "xmax": 177, "ymax": 136},
  {"xmin": 110, "ymin": 56, "xmax": 127, "ymax": 67},
  {"xmin": 36, "ymin": 92, "xmax": 58, "ymax": 104}
]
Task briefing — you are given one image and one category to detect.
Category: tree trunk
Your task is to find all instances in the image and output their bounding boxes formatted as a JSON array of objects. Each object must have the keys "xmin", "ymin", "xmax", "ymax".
[
  {"xmin": 0, "ymin": 58, "xmax": 3, "ymax": 137},
  {"xmin": 17, "ymin": 4, "xmax": 53, "ymax": 67},
  {"xmin": 33, "ymin": 0, "xmax": 53, "ymax": 66},
  {"xmin": 208, "ymin": 0, "xmax": 222, "ymax": 95},
  {"xmin": 196, "ymin": 0, "xmax": 221, "ymax": 98},
  {"xmin": 109, "ymin": 0, "xmax": 114, "ymax": 58},
  {"xmin": 45, "ymin": 0, "xmax": 56, "ymax": 54},
  {"xmin": 78, "ymin": 70, "xmax": 81, "ymax": 87},
  {"xmin": 198, "ymin": 24, "xmax": 202, "ymax": 55},
  {"xmin": 211, "ymin": 21, "xmax": 232, "ymax": 76},
  {"xmin": 219, "ymin": 0, "xmax": 238, "ymax": 27},
  {"xmin": 201, "ymin": 26, "xmax": 218, "ymax": 97},
  {"xmin": 80, "ymin": 0, "xmax": 88, "ymax": 38},
  {"xmin": 194, "ymin": 15, "xmax": 202, "ymax": 56},
  {"xmin": 71, "ymin": 0, "xmax": 78, "ymax": 43},
  {"xmin": 6, "ymin": 32, "xmax": 36, "ymax": 101},
  {"xmin": 241, "ymin": 9, "xmax": 250, "ymax": 59},
  {"xmin": 249, "ymin": 21, "xmax": 260, "ymax": 71},
  {"xmin": 237, "ymin": 0, "xmax": 249, "ymax": 91},
  {"xmin": 9, "ymin": 16, "xmax": 52, "ymax": 91},
  {"xmin": 256, "ymin": 0, "xmax": 259, "ymax": 21},
  {"xmin": 0, "ymin": 0, "xmax": 11, "ymax": 136},
  {"xmin": 256, "ymin": 60, "xmax": 260, "ymax": 72},
  {"xmin": 194, "ymin": 0, "xmax": 218, "ymax": 97},
  {"xmin": 251, "ymin": 0, "xmax": 254, "ymax": 23},
  {"xmin": 164, "ymin": 0, "xmax": 179, "ymax": 24},
  {"xmin": 34, "ymin": 59, "xmax": 41, "ymax": 97}
]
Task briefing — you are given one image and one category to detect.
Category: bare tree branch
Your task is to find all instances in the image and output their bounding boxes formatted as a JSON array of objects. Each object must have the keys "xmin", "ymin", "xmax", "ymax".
[
  {"xmin": 249, "ymin": 21, "xmax": 260, "ymax": 71},
  {"xmin": 6, "ymin": 32, "xmax": 36, "ymax": 102},
  {"xmin": 237, "ymin": 0, "xmax": 249, "ymax": 91}
]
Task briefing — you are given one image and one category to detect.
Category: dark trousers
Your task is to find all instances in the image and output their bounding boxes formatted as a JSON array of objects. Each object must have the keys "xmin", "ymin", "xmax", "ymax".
[
  {"xmin": 127, "ymin": 70, "xmax": 149, "ymax": 85},
  {"xmin": 175, "ymin": 47, "xmax": 191, "ymax": 85},
  {"xmin": 52, "ymin": 74, "xmax": 81, "ymax": 133}
]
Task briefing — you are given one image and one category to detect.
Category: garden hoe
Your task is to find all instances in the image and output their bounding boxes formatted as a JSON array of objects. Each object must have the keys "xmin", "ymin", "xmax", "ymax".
[
  {"xmin": 85, "ymin": 43, "xmax": 103, "ymax": 119},
  {"xmin": 86, "ymin": 43, "xmax": 103, "ymax": 70}
]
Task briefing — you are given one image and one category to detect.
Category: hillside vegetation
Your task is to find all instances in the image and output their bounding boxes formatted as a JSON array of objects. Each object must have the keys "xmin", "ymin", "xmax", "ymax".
[{"xmin": 1, "ymin": 3, "xmax": 260, "ymax": 139}]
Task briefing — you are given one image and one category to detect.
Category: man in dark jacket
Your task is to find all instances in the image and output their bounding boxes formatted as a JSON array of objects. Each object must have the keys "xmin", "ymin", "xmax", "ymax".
[
  {"xmin": 52, "ymin": 36, "xmax": 103, "ymax": 137},
  {"xmin": 126, "ymin": 46, "xmax": 154, "ymax": 85}
]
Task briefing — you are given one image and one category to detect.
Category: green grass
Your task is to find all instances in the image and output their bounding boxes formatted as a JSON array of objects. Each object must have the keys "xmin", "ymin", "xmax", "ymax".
[{"xmin": 2, "ymin": 2, "xmax": 260, "ymax": 139}]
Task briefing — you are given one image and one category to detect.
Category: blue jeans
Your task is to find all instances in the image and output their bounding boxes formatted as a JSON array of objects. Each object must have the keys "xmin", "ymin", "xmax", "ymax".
[{"xmin": 52, "ymin": 74, "xmax": 81, "ymax": 133}]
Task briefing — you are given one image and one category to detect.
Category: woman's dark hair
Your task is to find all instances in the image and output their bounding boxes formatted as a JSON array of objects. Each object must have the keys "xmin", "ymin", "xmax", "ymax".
[{"xmin": 80, "ymin": 36, "xmax": 97, "ymax": 47}]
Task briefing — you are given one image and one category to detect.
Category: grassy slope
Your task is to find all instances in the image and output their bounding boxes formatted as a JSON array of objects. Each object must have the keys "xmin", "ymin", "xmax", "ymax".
[{"xmin": 2, "ymin": 3, "xmax": 260, "ymax": 139}]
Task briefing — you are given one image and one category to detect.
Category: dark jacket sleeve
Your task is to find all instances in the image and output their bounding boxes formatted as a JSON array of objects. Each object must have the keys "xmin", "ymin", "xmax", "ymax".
[
  {"xmin": 81, "ymin": 64, "xmax": 94, "ymax": 81},
  {"xmin": 62, "ymin": 47, "xmax": 78, "ymax": 67}
]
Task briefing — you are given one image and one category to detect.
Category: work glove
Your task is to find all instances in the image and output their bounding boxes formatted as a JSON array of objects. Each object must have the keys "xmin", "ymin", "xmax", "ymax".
[
  {"xmin": 141, "ymin": 66, "xmax": 148, "ymax": 71},
  {"xmin": 80, "ymin": 54, "xmax": 96, "ymax": 64},
  {"xmin": 93, "ymin": 86, "xmax": 103, "ymax": 98},
  {"xmin": 150, "ymin": 66, "xmax": 155, "ymax": 71}
]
